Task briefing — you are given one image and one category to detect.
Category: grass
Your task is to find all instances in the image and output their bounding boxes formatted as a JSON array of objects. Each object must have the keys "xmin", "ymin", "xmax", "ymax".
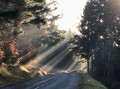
[
  {"xmin": 0, "ymin": 64, "xmax": 47, "ymax": 87},
  {"xmin": 80, "ymin": 73, "xmax": 108, "ymax": 89}
]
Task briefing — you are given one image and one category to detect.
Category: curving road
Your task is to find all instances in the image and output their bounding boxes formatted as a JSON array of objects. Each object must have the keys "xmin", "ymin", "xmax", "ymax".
[{"xmin": 0, "ymin": 72, "xmax": 80, "ymax": 89}]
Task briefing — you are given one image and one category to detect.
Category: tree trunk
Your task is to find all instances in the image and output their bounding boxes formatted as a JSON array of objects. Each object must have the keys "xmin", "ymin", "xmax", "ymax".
[{"xmin": 87, "ymin": 59, "xmax": 90, "ymax": 73}]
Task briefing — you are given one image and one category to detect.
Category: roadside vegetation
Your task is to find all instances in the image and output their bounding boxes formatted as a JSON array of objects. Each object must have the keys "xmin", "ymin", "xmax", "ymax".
[
  {"xmin": 0, "ymin": 64, "xmax": 47, "ymax": 87},
  {"xmin": 79, "ymin": 73, "xmax": 107, "ymax": 89}
]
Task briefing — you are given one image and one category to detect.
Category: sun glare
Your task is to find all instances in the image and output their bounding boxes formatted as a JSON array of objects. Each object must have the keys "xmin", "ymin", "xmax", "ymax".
[{"xmin": 46, "ymin": 0, "xmax": 88, "ymax": 34}]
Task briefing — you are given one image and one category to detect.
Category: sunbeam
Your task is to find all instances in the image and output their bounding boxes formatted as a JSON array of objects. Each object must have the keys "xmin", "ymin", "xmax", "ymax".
[
  {"xmin": 44, "ymin": 49, "xmax": 72, "ymax": 72},
  {"xmin": 41, "ymin": 49, "xmax": 69, "ymax": 70},
  {"xmin": 36, "ymin": 39, "xmax": 70, "ymax": 65}
]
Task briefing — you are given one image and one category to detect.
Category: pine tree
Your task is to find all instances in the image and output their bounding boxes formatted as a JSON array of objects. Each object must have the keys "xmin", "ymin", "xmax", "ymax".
[
  {"xmin": 75, "ymin": 0, "xmax": 120, "ymax": 78},
  {"xmin": 0, "ymin": 0, "xmax": 53, "ymax": 65}
]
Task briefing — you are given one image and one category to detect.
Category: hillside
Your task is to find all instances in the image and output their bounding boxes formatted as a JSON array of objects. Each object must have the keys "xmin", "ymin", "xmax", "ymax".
[{"xmin": 0, "ymin": 65, "xmax": 47, "ymax": 87}]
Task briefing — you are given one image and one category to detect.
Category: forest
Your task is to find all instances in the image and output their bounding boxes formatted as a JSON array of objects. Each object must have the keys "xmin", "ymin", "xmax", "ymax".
[
  {"xmin": 73, "ymin": 0, "xmax": 120, "ymax": 89},
  {"xmin": 0, "ymin": 0, "xmax": 120, "ymax": 89},
  {"xmin": 0, "ymin": 0, "xmax": 65, "ymax": 65}
]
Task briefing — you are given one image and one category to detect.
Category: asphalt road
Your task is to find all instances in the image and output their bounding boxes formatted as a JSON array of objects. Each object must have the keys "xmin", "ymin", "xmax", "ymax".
[{"xmin": 0, "ymin": 72, "xmax": 80, "ymax": 89}]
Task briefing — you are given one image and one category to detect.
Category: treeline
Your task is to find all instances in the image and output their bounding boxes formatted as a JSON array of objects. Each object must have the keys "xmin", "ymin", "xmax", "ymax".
[
  {"xmin": 74, "ymin": 0, "xmax": 120, "ymax": 89},
  {"xmin": 0, "ymin": 0, "xmax": 64, "ymax": 65}
]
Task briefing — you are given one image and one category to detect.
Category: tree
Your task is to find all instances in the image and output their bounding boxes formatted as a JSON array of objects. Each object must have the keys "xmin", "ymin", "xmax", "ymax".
[
  {"xmin": 0, "ymin": 0, "xmax": 25, "ymax": 64},
  {"xmin": 0, "ymin": 0, "xmax": 54, "ymax": 65},
  {"xmin": 75, "ymin": 0, "xmax": 120, "ymax": 79}
]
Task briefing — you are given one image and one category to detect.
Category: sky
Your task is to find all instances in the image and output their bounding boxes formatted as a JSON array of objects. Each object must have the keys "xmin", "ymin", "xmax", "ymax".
[{"xmin": 46, "ymin": 0, "xmax": 88, "ymax": 34}]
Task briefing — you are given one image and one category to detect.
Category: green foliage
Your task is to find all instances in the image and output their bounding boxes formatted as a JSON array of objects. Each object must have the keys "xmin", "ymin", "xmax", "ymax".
[
  {"xmin": 80, "ymin": 73, "xmax": 107, "ymax": 89},
  {"xmin": 22, "ymin": 0, "xmax": 50, "ymax": 27},
  {"xmin": 0, "ymin": 0, "xmax": 55, "ymax": 65},
  {"xmin": 0, "ymin": 0, "xmax": 24, "ymax": 20},
  {"xmin": 31, "ymin": 24, "xmax": 65, "ymax": 48},
  {"xmin": 74, "ymin": 0, "xmax": 120, "ymax": 88}
]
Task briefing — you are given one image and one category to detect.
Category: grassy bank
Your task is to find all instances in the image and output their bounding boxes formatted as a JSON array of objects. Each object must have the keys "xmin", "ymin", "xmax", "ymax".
[
  {"xmin": 80, "ymin": 73, "xmax": 108, "ymax": 89},
  {"xmin": 0, "ymin": 65, "xmax": 47, "ymax": 87}
]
